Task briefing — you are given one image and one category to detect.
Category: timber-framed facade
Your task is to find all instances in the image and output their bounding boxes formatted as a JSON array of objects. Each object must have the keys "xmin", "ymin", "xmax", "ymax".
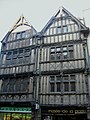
[{"xmin": 0, "ymin": 7, "xmax": 90, "ymax": 120}]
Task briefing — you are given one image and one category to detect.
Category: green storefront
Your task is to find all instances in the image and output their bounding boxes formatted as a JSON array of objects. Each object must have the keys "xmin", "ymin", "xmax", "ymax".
[{"xmin": 0, "ymin": 107, "xmax": 32, "ymax": 120}]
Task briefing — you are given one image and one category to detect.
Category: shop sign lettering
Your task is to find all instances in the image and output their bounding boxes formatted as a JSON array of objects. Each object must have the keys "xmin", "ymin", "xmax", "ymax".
[{"xmin": 48, "ymin": 109, "xmax": 86, "ymax": 114}]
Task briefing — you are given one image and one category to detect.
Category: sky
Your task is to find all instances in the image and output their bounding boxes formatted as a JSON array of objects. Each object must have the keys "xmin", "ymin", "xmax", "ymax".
[{"xmin": 0, "ymin": 0, "xmax": 90, "ymax": 44}]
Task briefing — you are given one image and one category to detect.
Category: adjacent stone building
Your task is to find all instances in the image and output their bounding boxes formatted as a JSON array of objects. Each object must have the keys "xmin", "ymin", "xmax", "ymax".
[{"xmin": 0, "ymin": 7, "xmax": 90, "ymax": 120}]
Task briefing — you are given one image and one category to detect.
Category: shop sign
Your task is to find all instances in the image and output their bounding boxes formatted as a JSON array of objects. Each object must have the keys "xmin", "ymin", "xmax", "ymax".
[
  {"xmin": 0, "ymin": 107, "xmax": 32, "ymax": 113},
  {"xmin": 48, "ymin": 109, "xmax": 87, "ymax": 115}
]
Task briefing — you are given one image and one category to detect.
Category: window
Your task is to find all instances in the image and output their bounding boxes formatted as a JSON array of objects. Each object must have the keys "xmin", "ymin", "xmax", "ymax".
[
  {"xmin": 51, "ymin": 48, "xmax": 55, "ymax": 53},
  {"xmin": 63, "ymin": 46, "xmax": 67, "ymax": 51},
  {"xmin": 63, "ymin": 75, "xmax": 69, "ymax": 80},
  {"xmin": 7, "ymin": 51, "xmax": 12, "ymax": 55},
  {"xmin": 50, "ymin": 76, "xmax": 55, "ymax": 81},
  {"xmin": 51, "ymin": 54, "xmax": 55, "ymax": 60},
  {"xmin": 71, "ymin": 82, "xmax": 75, "ymax": 91},
  {"xmin": 15, "ymin": 79, "xmax": 21, "ymax": 92},
  {"xmin": 16, "ymin": 32, "xmax": 21, "ymax": 39},
  {"xmin": 50, "ymin": 76, "xmax": 55, "ymax": 92},
  {"xmin": 63, "ymin": 26, "xmax": 68, "ymax": 33},
  {"xmin": 50, "ymin": 47, "xmax": 61, "ymax": 61},
  {"xmin": 50, "ymin": 47, "xmax": 55, "ymax": 60},
  {"xmin": 21, "ymin": 31, "xmax": 26, "ymax": 38},
  {"xmin": 19, "ymin": 49, "xmax": 23, "ymax": 54},
  {"xmin": 21, "ymin": 79, "xmax": 29, "ymax": 92},
  {"xmin": 56, "ymin": 76, "xmax": 62, "ymax": 81},
  {"xmin": 63, "ymin": 74, "xmax": 76, "ymax": 92},
  {"xmin": 8, "ymin": 79, "xmax": 15, "ymax": 92},
  {"xmin": 25, "ymin": 48, "xmax": 30, "ymax": 53},
  {"xmin": 50, "ymin": 76, "xmax": 62, "ymax": 92},
  {"xmin": 1, "ymin": 80, "xmax": 9, "ymax": 92},
  {"xmin": 57, "ymin": 27, "xmax": 61, "ymax": 33},
  {"xmin": 6, "ymin": 51, "xmax": 12, "ymax": 60},
  {"xmin": 57, "ymin": 26, "xmax": 68, "ymax": 34},
  {"xmin": 50, "ymin": 45, "xmax": 74, "ymax": 61},
  {"xmin": 56, "ymin": 47, "xmax": 61, "ymax": 52},
  {"xmin": 64, "ymin": 82, "xmax": 69, "ymax": 91},
  {"xmin": 63, "ymin": 46, "xmax": 68, "ymax": 59},
  {"xmin": 57, "ymin": 83, "xmax": 61, "ymax": 92},
  {"xmin": 50, "ymin": 83, "xmax": 55, "ymax": 92},
  {"xmin": 25, "ymin": 48, "xmax": 30, "ymax": 57},
  {"xmin": 70, "ymin": 75, "xmax": 75, "ymax": 80},
  {"xmin": 12, "ymin": 50, "xmax": 18, "ymax": 60},
  {"xmin": 63, "ymin": 52, "xmax": 68, "ymax": 59},
  {"xmin": 56, "ymin": 53, "xmax": 61, "ymax": 60},
  {"xmin": 49, "ymin": 75, "xmax": 76, "ymax": 93}
]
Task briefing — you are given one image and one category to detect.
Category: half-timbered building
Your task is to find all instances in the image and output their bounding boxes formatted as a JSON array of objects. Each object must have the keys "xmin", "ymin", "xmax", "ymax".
[
  {"xmin": 0, "ymin": 7, "xmax": 90, "ymax": 120},
  {"xmin": 39, "ymin": 7, "xmax": 89, "ymax": 120},
  {"xmin": 0, "ymin": 16, "xmax": 38, "ymax": 120}
]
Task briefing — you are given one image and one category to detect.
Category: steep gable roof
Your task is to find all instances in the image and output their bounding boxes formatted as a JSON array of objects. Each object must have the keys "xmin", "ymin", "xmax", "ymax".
[
  {"xmin": 1, "ymin": 15, "xmax": 37, "ymax": 43},
  {"xmin": 41, "ymin": 6, "xmax": 89, "ymax": 34}
]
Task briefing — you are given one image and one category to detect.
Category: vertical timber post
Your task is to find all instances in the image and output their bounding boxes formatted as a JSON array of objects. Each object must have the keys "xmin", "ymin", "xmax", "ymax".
[{"xmin": 34, "ymin": 35, "xmax": 41, "ymax": 120}]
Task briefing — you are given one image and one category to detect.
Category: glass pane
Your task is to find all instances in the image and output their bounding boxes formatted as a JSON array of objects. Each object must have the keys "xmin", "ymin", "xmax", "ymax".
[
  {"xmin": 19, "ymin": 49, "xmax": 23, "ymax": 54},
  {"xmin": 69, "ymin": 51, "xmax": 74, "ymax": 58},
  {"xmin": 56, "ymin": 47, "xmax": 61, "ymax": 52},
  {"xmin": 63, "ymin": 26, "xmax": 68, "ymax": 33},
  {"xmin": 68, "ymin": 45, "xmax": 73, "ymax": 50},
  {"xmin": 50, "ymin": 54, "xmax": 55, "ymax": 60},
  {"xmin": 63, "ymin": 75, "xmax": 69, "ymax": 80},
  {"xmin": 63, "ymin": 46, "xmax": 67, "ymax": 51},
  {"xmin": 16, "ymin": 32, "xmax": 21, "ymax": 39},
  {"xmin": 64, "ymin": 82, "xmax": 69, "ymax": 92},
  {"xmin": 50, "ymin": 83, "xmax": 55, "ymax": 92},
  {"xmin": 56, "ymin": 76, "xmax": 62, "ymax": 81},
  {"xmin": 8, "ymin": 79, "xmax": 15, "ymax": 92},
  {"xmin": 21, "ymin": 31, "xmax": 26, "ymax": 38},
  {"xmin": 1, "ymin": 80, "xmax": 9, "ymax": 92},
  {"xmin": 13, "ymin": 50, "xmax": 17, "ymax": 55},
  {"xmin": 71, "ymin": 82, "xmax": 75, "ymax": 91},
  {"xmin": 70, "ymin": 75, "xmax": 75, "ymax": 80},
  {"xmin": 63, "ymin": 52, "xmax": 68, "ymax": 59},
  {"xmin": 51, "ymin": 48, "xmax": 55, "ymax": 53},
  {"xmin": 15, "ymin": 79, "xmax": 21, "ymax": 92},
  {"xmin": 21, "ymin": 79, "xmax": 29, "ymax": 92},
  {"xmin": 7, "ymin": 51, "xmax": 12, "ymax": 55},
  {"xmin": 56, "ymin": 53, "xmax": 61, "ymax": 60},
  {"xmin": 57, "ymin": 27, "xmax": 61, "ymax": 33},
  {"xmin": 25, "ymin": 48, "xmax": 30, "ymax": 53},
  {"xmin": 57, "ymin": 83, "xmax": 61, "ymax": 92},
  {"xmin": 50, "ymin": 76, "xmax": 55, "ymax": 81}
]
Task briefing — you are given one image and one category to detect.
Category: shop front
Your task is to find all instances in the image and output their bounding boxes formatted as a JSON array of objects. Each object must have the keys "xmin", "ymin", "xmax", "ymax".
[
  {"xmin": 41, "ymin": 106, "xmax": 87, "ymax": 120},
  {"xmin": 0, "ymin": 107, "xmax": 32, "ymax": 120}
]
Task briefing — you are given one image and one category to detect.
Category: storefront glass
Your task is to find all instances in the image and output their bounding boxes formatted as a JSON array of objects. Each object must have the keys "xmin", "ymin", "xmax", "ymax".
[{"xmin": 0, "ymin": 113, "xmax": 32, "ymax": 120}]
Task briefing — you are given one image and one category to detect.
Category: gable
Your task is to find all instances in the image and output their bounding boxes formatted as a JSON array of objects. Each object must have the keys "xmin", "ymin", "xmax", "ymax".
[
  {"xmin": 41, "ymin": 6, "xmax": 89, "ymax": 36},
  {"xmin": 1, "ymin": 15, "xmax": 37, "ymax": 43}
]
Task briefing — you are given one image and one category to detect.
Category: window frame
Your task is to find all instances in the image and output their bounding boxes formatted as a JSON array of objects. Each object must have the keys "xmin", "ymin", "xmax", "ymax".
[
  {"xmin": 49, "ymin": 74, "xmax": 76, "ymax": 93},
  {"xmin": 16, "ymin": 32, "xmax": 21, "ymax": 40},
  {"xmin": 50, "ymin": 45, "xmax": 74, "ymax": 61}
]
